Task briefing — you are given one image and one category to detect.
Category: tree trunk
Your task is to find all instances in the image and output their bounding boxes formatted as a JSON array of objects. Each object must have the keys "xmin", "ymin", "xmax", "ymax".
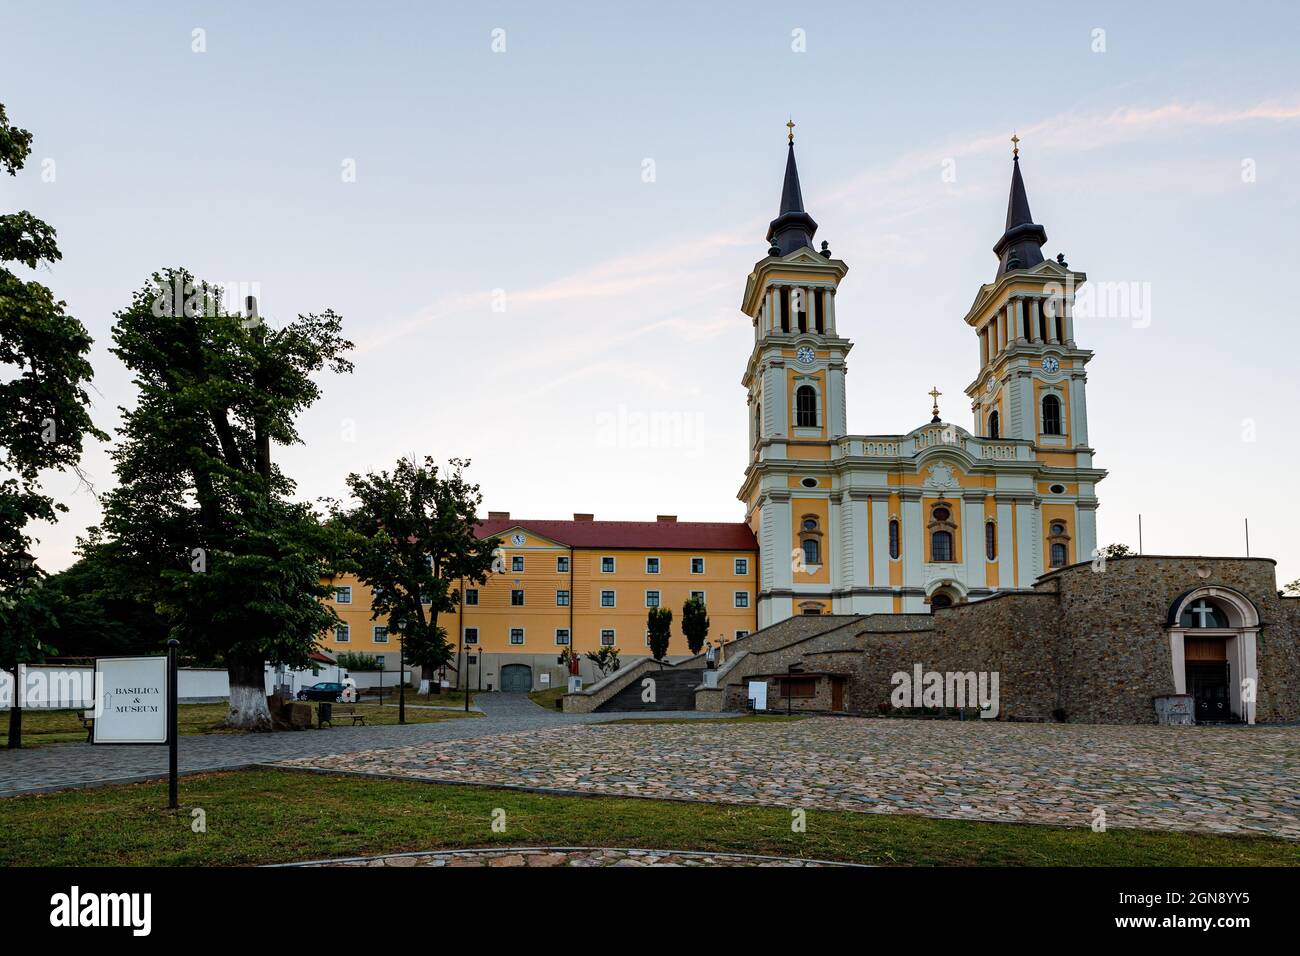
[
  {"xmin": 224, "ymin": 654, "xmax": 272, "ymax": 731},
  {"xmin": 6, "ymin": 667, "xmax": 21, "ymax": 749}
]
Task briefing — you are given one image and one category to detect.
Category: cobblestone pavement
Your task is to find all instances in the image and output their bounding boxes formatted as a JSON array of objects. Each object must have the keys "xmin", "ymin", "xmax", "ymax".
[
  {"xmin": 0, "ymin": 694, "xmax": 719, "ymax": 797},
  {"xmin": 278, "ymin": 717, "xmax": 1300, "ymax": 841},
  {"xmin": 286, "ymin": 847, "xmax": 853, "ymax": 867}
]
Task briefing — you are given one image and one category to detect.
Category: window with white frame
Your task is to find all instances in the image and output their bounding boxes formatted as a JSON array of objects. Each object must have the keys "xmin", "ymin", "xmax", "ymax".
[
  {"xmin": 373, "ymin": 626, "xmax": 389, "ymax": 644},
  {"xmin": 555, "ymin": 628, "xmax": 571, "ymax": 646},
  {"xmin": 601, "ymin": 590, "xmax": 616, "ymax": 607},
  {"xmin": 691, "ymin": 590, "xmax": 705, "ymax": 604},
  {"xmin": 645, "ymin": 590, "xmax": 661, "ymax": 608},
  {"xmin": 556, "ymin": 589, "xmax": 570, "ymax": 606},
  {"xmin": 463, "ymin": 627, "xmax": 479, "ymax": 645},
  {"xmin": 556, "ymin": 555, "xmax": 570, "ymax": 573},
  {"xmin": 334, "ymin": 624, "xmax": 350, "ymax": 643},
  {"xmin": 510, "ymin": 628, "xmax": 525, "ymax": 645},
  {"xmin": 646, "ymin": 556, "xmax": 660, "ymax": 574},
  {"xmin": 335, "ymin": 586, "xmax": 352, "ymax": 604},
  {"xmin": 601, "ymin": 556, "xmax": 615, "ymax": 573},
  {"xmin": 735, "ymin": 630, "xmax": 749, "ymax": 639},
  {"xmin": 464, "ymin": 588, "xmax": 479, "ymax": 605},
  {"xmin": 690, "ymin": 557, "xmax": 705, "ymax": 574},
  {"xmin": 511, "ymin": 589, "xmax": 525, "ymax": 606},
  {"xmin": 734, "ymin": 591, "xmax": 750, "ymax": 608},
  {"xmin": 600, "ymin": 629, "xmax": 616, "ymax": 647},
  {"xmin": 374, "ymin": 655, "xmax": 386, "ymax": 668},
  {"xmin": 734, "ymin": 558, "xmax": 748, "ymax": 575},
  {"xmin": 512, "ymin": 555, "xmax": 525, "ymax": 572}
]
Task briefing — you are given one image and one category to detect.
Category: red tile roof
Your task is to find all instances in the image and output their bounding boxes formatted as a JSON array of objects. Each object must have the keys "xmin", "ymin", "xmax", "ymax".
[{"xmin": 475, "ymin": 517, "xmax": 756, "ymax": 551}]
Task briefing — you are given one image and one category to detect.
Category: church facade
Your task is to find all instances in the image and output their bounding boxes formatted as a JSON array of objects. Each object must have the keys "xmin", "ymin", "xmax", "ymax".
[{"xmin": 740, "ymin": 134, "xmax": 1105, "ymax": 627}]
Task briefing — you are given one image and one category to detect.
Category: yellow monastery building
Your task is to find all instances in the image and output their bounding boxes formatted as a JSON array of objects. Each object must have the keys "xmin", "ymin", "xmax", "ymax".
[{"xmin": 322, "ymin": 132, "xmax": 1106, "ymax": 690}]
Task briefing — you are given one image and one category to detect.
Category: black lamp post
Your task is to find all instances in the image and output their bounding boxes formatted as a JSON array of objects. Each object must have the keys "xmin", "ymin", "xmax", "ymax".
[{"xmin": 397, "ymin": 619, "xmax": 407, "ymax": 726}]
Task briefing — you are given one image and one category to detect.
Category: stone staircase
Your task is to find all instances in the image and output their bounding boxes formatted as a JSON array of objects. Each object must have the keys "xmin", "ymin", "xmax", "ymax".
[{"xmin": 594, "ymin": 665, "xmax": 703, "ymax": 712}]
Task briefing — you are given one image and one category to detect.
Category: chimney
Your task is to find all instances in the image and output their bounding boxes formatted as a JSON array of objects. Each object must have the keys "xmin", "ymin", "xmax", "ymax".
[
  {"xmin": 487, "ymin": 511, "xmax": 510, "ymax": 520},
  {"xmin": 573, "ymin": 513, "xmax": 594, "ymax": 522},
  {"xmin": 656, "ymin": 515, "xmax": 677, "ymax": 522}
]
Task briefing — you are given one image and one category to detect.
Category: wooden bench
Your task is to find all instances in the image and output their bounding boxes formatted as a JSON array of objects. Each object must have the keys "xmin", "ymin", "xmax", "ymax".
[
  {"xmin": 78, "ymin": 711, "xmax": 94, "ymax": 742},
  {"xmin": 318, "ymin": 705, "xmax": 366, "ymax": 727}
]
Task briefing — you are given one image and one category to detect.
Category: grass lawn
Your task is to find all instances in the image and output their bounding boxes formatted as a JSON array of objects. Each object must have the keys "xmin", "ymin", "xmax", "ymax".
[
  {"xmin": 0, "ymin": 701, "xmax": 477, "ymax": 749},
  {"xmin": 366, "ymin": 687, "xmax": 477, "ymax": 709},
  {"xmin": 0, "ymin": 767, "xmax": 1294, "ymax": 867},
  {"xmin": 528, "ymin": 685, "xmax": 570, "ymax": 709}
]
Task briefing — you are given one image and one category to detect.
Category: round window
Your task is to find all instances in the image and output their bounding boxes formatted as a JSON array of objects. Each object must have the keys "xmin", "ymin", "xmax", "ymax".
[
  {"xmin": 801, "ymin": 477, "xmax": 818, "ymax": 488},
  {"xmin": 1050, "ymin": 522, "xmax": 1065, "ymax": 535},
  {"xmin": 932, "ymin": 507, "xmax": 950, "ymax": 522},
  {"xmin": 1049, "ymin": 483, "xmax": 1066, "ymax": 495},
  {"xmin": 802, "ymin": 518, "xmax": 817, "ymax": 531}
]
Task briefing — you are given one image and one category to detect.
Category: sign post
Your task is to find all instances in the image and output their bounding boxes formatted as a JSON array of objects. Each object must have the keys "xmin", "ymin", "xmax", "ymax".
[
  {"xmin": 91, "ymin": 645, "xmax": 179, "ymax": 808},
  {"xmin": 167, "ymin": 639, "xmax": 178, "ymax": 809}
]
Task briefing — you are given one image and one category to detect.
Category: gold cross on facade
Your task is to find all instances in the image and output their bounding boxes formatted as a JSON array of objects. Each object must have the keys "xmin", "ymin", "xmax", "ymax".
[
  {"xmin": 1011, "ymin": 132, "xmax": 1020, "ymax": 158},
  {"xmin": 929, "ymin": 386, "xmax": 942, "ymax": 421},
  {"xmin": 787, "ymin": 118, "xmax": 796, "ymax": 143}
]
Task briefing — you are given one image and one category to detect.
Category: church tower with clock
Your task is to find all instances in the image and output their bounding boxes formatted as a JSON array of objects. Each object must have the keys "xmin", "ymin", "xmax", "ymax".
[{"xmin": 739, "ymin": 129, "xmax": 1105, "ymax": 628}]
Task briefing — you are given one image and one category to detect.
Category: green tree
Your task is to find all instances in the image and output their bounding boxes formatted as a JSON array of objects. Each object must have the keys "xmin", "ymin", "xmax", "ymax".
[
  {"xmin": 98, "ymin": 268, "xmax": 353, "ymax": 729},
  {"xmin": 681, "ymin": 595, "xmax": 710, "ymax": 656},
  {"xmin": 647, "ymin": 606, "xmax": 672, "ymax": 662},
  {"xmin": 1, "ymin": 102, "xmax": 106, "ymax": 747},
  {"xmin": 1283, "ymin": 579, "xmax": 1300, "ymax": 597},
  {"xmin": 584, "ymin": 645, "xmax": 621, "ymax": 677},
  {"xmin": 333, "ymin": 456, "xmax": 498, "ymax": 691},
  {"xmin": 1099, "ymin": 543, "xmax": 1133, "ymax": 558}
]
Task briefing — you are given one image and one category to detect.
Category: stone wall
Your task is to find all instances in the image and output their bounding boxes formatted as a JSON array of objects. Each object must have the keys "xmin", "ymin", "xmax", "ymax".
[{"xmin": 1049, "ymin": 556, "xmax": 1298, "ymax": 723}]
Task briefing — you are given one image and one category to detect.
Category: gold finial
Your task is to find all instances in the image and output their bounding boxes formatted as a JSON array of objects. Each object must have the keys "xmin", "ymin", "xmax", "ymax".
[
  {"xmin": 1011, "ymin": 132, "xmax": 1020, "ymax": 158},
  {"xmin": 929, "ymin": 386, "xmax": 942, "ymax": 422},
  {"xmin": 787, "ymin": 118, "xmax": 796, "ymax": 143}
]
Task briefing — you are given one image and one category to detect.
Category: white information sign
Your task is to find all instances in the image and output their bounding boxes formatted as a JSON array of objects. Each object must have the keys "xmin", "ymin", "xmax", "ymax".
[
  {"xmin": 539, "ymin": 672, "xmax": 551, "ymax": 685},
  {"xmin": 93, "ymin": 656, "xmax": 169, "ymax": 744},
  {"xmin": 748, "ymin": 679, "xmax": 768, "ymax": 711}
]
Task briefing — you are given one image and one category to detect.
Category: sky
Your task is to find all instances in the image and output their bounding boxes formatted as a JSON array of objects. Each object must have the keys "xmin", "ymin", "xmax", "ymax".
[{"xmin": 2, "ymin": 1, "xmax": 1299, "ymax": 584}]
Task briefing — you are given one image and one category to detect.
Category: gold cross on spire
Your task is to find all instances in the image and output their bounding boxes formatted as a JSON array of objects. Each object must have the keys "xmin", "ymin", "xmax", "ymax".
[
  {"xmin": 929, "ymin": 386, "xmax": 943, "ymax": 422},
  {"xmin": 787, "ymin": 118, "xmax": 796, "ymax": 143},
  {"xmin": 1011, "ymin": 132, "xmax": 1020, "ymax": 158}
]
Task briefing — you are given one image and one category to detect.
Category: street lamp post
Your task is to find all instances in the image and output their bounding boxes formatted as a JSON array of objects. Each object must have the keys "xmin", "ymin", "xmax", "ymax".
[{"xmin": 6, "ymin": 551, "xmax": 37, "ymax": 750}]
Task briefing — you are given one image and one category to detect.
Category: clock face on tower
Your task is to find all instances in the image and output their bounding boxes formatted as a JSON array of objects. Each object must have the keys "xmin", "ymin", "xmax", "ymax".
[
  {"xmin": 511, "ymin": 533, "xmax": 526, "ymax": 545},
  {"xmin": 1041, "ymin": 356, "xmax": 1060, "ymax": 373},
  {"xmin": 795, "ymin": 347, "xmax": 816, "ymax": 366}
]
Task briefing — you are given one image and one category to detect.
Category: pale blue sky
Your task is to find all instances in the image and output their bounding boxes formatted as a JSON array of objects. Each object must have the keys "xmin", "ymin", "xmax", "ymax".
[{"xmin": 3, "ymin": 1, "xmax": 1299, "ymax": 583}]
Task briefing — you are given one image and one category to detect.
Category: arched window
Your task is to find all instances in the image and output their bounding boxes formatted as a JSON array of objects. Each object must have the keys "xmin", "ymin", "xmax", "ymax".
[
  {"xmin": 987, "ymin": 410, "xmax": 999, "ymax": 439},
  {"xmin": 1180, "ymin": 598, "xmax": 1229, "ymax": 629},
  {"xmin": 1041, "ymin": 394, "xmax": 1063, "ymax": 435},
  {"xmin": 931, "ymin": 530, "xmax": 953, "ymax": 562},
  {"xmin": 985, "ymin": 521, "xmax": 997, "ymax": 560},
  {"xmin": 754, "ymin": 402, "xmax": 762, "ymax": 440},
  {"xmin": 888, "ymin": 519, "xmax": 900, "ymax": 560},
  {"xmin": 795, "ymin": 385, "xmax": 818, "ymax": 428},
  {"xmin": 802, "ymin": 538, "xmax": 820, "ymax": 567},
  {"xmin": 1050, "ymin": 542, "xmax": 1068, "ymax": 567}
]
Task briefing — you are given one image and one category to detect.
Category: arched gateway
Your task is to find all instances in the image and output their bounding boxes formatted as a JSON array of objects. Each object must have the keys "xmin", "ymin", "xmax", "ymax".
[{"xmin": 1166, "ymin": 586, "xmax": 1260, "ymax": 724}]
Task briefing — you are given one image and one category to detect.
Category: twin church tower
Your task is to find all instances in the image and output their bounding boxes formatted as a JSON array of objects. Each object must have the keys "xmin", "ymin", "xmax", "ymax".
[{"xmin": 739, "ymin": 129, "xmax": 1105, "ymax": 627}]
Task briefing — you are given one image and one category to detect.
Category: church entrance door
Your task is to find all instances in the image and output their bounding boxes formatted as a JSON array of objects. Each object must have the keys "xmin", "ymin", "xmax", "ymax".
[{"xmin": 1186, "ymin": 661, "xmax": 1230, "ymax": 723}]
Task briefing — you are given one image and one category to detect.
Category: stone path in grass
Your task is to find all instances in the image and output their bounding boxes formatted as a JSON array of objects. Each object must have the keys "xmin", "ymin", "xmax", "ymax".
[
  {"xmin": 285, "ymin": 847, "xmax": 853, "ymax": 867},
  {"xmin": 0, "ymin": 693, "xmax": 722, "ymax": 797},
  {"xmin": 277, "ymin": 717, "xmax": 1300, "ymax": 841}
]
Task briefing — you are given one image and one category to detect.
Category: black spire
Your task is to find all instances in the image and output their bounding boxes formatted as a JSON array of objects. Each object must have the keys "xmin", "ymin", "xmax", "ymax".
[
  {"xmin": 992, "ymin": 152, "xmax": 1047, "ymax": 277},
  {"xmin": 766, "ymin": 141, "xmax": 818, "ymax": 257}
]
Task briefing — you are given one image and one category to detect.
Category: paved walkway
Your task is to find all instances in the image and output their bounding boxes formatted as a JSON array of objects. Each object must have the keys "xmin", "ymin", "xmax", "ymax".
[
  {"xmin": 0, "ymin": 694, "xmax": 717, "ymax": 797},
  {"xmin": 279, "ymin": 717, "xmax": 1300, "ymax": 841},
  {"xmin": 285, "ymin": 847, "xmax": 853, "ymax": 867}
]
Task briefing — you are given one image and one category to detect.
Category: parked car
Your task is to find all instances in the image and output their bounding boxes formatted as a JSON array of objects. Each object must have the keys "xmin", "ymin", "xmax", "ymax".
[{"xmin": 297, "ymin": 682, "xmax": 346, "ymax": 702}]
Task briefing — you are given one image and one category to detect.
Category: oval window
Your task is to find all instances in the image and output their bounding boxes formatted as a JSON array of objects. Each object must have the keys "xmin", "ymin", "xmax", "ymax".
[
  {"xmin": 801, "ymin": 477, "xmax": 818, "ymax": 488},
  {"xmin": 932, "ymin": 506, "xmax": 950, "ymax": 522},
  {"xmin": 1049, "ymin": 483, "xmax": 1066, "ymax": 495}
]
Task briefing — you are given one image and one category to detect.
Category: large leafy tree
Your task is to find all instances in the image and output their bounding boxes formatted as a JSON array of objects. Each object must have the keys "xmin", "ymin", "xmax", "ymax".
[
  {"xmin": 334, "ymin": 456, "xmax": 498, "ymax": 687},
  {"xmin": 98, "ymin": 268, "xmax": 353, "ymax": 729},
  {"xmin": 681, "ymin": 595, "xmax": 710, "ymax": 656},
  {"xmin": 0, "ymin": 102, "xmax": 106, "ymax": 746}
]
